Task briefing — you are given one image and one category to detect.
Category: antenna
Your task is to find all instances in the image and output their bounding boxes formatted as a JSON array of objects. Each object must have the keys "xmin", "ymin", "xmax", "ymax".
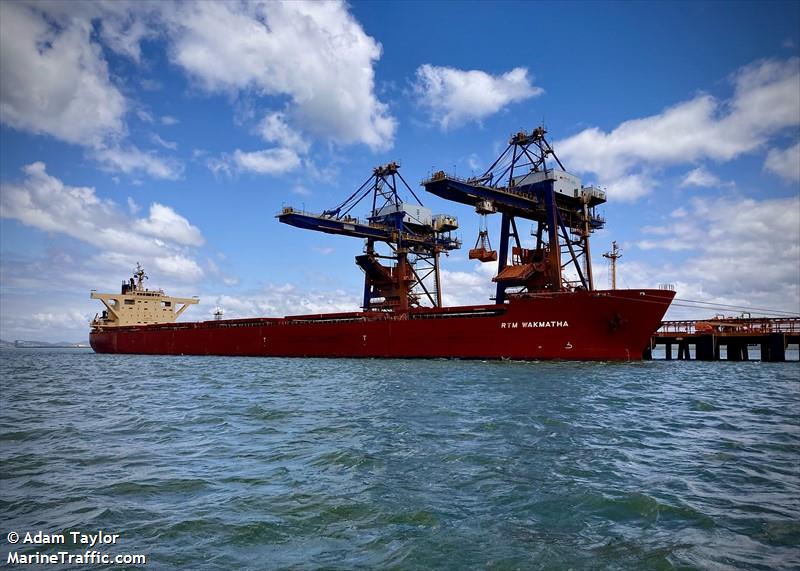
[
  {"xmin": 602, "ymin": 241, "xmax": 622, "ymax": 290},
  {"xmin": 133, "ymin": 262, "xmax": 148, "ymax": 290}
]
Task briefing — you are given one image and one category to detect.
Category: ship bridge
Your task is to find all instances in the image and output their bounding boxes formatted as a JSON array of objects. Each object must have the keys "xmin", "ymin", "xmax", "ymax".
[{"xmin": 90, "ymin": 264, "xmax": 198, "ymax": 329}]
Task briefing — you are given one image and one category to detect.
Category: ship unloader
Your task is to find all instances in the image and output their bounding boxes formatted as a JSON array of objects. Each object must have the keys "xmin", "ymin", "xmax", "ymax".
[{"xmin": 90, "ymin": 127, "xmax": 674, "ymax": 360}]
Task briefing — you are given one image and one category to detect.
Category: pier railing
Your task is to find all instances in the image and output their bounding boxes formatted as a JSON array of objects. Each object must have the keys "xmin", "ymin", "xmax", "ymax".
[{"xmin": 657, "ymin": 317, "xmax": 800, "ymax": 336}]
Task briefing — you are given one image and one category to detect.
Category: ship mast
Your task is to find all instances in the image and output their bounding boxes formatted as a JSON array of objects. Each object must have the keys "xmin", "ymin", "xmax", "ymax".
[{"xmin": 603, "ymin": 241, "xmax": 622, "ymax": 290}]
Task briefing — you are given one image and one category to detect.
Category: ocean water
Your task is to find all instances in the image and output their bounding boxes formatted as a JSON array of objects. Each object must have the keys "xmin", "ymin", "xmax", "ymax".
[{"xmin": 1, "ymin": 349, "xmax": 798, "ymax": 570}]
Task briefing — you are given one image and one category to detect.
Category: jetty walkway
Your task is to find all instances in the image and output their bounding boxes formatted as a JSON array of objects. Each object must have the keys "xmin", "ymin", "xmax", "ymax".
[{"xmin": 646, "ymin": 317, "xmax": 800, "ymax": 361}]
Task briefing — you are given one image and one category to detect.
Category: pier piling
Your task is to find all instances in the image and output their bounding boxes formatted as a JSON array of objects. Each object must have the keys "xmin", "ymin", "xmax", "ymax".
[{"xmin": 761, "ymin": 333, "xmax": 787, "ymax": 362}]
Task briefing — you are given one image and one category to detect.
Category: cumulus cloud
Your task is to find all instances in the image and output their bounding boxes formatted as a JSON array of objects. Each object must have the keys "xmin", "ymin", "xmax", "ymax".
[
  {"xmin": 679, "ymin": 166, "xmax": 732, "ymax": 188},
  {"xmin": 0, "ymin": 2, "xmax": 186, "ymax": 179},
  {"xmin": 440, "ymin": 262, "xmax": 497, "ymax": 307},
  {"xmin": 29, "ymin": 310, "xmax": 91, "ymax": 332},
  {"xmin": 151, "ymin": 254, "xmax": 204, "ymax": 282},
  {"xmin": 0, "ymin": 302, "xmax": 93, "ymax": 342},
  {"xmin": 133, "ymin": 204, "xmax": 205, "ymax": 247},
  {"xmin": 2, "ymin": 1, "xmax": 392, "ymax": 179},
  {"xmin": 232, "ymin": 148, "xmax": 302, "ymax": 175},
  {"xmin": 764, "ymin": 142, "xmax": 800, "ymax": 182},
  {"xmin": 0, "ymin": 1, "xmax": 126, "ymax": 146},
  {"xmin": 203, "ymin": 110, "xmax": 310, "ymax": 177},
  {"xmin": 557, "ymin": 58, "xmax": 800, "ymax": 200},
  {"xmin": 202, "ymin": 284, "xmax": 359, "ymax": 320},
  {"xmin": 160, "ymin": 1, "xmax": 395, "ymax": 150},
  {"xmin": 258, "ymin": 111, "xmax": 309, "ymax": 153},
  {"xmin": 413, "ymin": 65, "xmax": 542, "ymax": 129},
  {"xmin": 0, "ymin": 162, "xmax": 205, "ymax": 281},
  {"xmin": 93, "ymin": 145, "xmax": 184, "ymax": 179},
  {"xmin": 632, "ymin": 194, "xmax": 800, "ymax": 315}
]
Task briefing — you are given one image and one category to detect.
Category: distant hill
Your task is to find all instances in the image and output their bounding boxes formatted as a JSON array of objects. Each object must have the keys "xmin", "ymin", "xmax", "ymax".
[{"xmin": 1, "ymin": 339, "xmax": 90, "ymax": 348}]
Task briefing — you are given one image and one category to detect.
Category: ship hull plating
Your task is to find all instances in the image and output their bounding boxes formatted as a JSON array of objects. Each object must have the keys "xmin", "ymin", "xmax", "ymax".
[{"xmin": 90, "ymin": 290, "xmax": 674, "ymax": 360}]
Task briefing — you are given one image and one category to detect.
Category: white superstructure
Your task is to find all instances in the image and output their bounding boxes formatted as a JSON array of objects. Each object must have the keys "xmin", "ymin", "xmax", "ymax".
[{"xmin": 90, "ymin": 264, "xmax": 198, "ymax": 329}]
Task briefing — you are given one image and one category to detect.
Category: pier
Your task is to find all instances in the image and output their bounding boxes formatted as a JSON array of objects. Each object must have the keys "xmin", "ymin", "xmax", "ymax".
[{"xmin": 646, "ymin": 317, "xmax": 800, "ymax": 361}]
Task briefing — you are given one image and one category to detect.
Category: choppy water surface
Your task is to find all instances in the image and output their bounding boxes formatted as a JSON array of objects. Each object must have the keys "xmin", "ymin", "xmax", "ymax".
[{"xmin": 1, "ymin": 349, "xmax": 798, "ymax": 570}]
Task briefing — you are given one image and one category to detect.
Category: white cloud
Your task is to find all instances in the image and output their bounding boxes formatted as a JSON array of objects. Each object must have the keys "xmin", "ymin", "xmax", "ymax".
[
  {"xmin": 232, "ymin": 148, "xmax": 301, "ymax": 175},
  {"xmin": 636, "ymin": 237, "xmax": 696, "ymax": 252},
  {"xmin": 0, "ymin": 162, "xmax": 205, "ymax": 280},
  {"xmin": 127, "ymin": 196, "xmax": 140, "ymax": 215},
  {"xmin": 150, "ymin": 133, "xmax": 178, "ymax": 150},
  {"xmin": 152, "ymin": 254, "xmax": 204, "ymax": 282},
  {"xmin": 136, "ymin": 109, "xmax": 155, "ymax": 124},
  {"xmin": 0, "ymin": 301, "xmax": 93, "ymax": 342},
  {"xmin": 0, "ymin": 2, "xmax": 185, "ymax": 180},
  {"xmin": 764, "ymin": 142, "xmax": 800, "ymax": 182},
  {"xmin": 413, "ymin": 65, "xmax": 542, "ymax": 129},
  {"xmin": 2, "ymin": 1, "xmax": 390, "ymax": 181},
  {"xmin": 206, "ymin": 156, "xmax": 233, "ymax": 178},
  {"xmin": 30, "ymin": 310, "xmax": 93, "ymax": 332},
  {"xmin": 133, "ymin": 203, "xmax": 205, "ymax": 247},
  {"xmin": 204, "ymin": 284, "xmax": 359, "ymax": 320},
  {"xmin": 631, "ymin": 194, "xmax": 800, "ymax": 316},
  {"xmin": 440, "ymin": 262, "xmax": 497, "ymax": 307},
  {"xmin": 95, "ymin": 3, "xmax": 155, "ymax": 63},
  {"xmin": 161, "ymin": 1, "xmax": 395, "ymax": 150},
  {"xmin": 557, "ymin": 58, "xmax": 800, "ymax": 200},
  {"xmin": 679, "ymin": 166, "xmax": 732, "ymax": 188},
  {"xmin": 0, "ymin": 1, "xmax": 126, "ymax": 146},
  {"xmin": 607, "ymin": 173, "xmax": 655, "ymax": 201},
  {"xmin": 92, "ymin": 145, "xmax": 184, "ymax": 180},
  {"xmin": 258, "ymin": 111, "xmax": 309, "ymax": 152}
]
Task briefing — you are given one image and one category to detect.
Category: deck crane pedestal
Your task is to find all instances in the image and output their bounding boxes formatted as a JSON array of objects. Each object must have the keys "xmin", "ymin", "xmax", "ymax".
[
  {"xmin": 278, "ymin": 162, "xmax": 461, "ymax": 313},
  {"xmin": 423, "ymin": 127, "xmax": 606, "ymax": 304}
]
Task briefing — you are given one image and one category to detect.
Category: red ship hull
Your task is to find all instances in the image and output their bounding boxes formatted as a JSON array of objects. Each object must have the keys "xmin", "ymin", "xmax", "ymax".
[{"xmin": 90, "ymin": 289, "xmax": 674, "ymax": 360}]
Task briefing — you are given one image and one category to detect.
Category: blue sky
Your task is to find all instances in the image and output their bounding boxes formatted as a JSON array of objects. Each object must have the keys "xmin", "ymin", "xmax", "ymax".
[{"xmin": 1, "ymin": 0, "xmax": 798, "ymax": 341}]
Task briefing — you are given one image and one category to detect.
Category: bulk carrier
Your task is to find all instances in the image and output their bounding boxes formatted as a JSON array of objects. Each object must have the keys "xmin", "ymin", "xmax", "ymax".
[{"xmin": 90, "ymin": 127, "xmax": 674, "ymax": 360}]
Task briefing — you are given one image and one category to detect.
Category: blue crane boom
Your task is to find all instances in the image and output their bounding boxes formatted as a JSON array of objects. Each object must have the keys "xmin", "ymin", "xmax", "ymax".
[
  {"xmin": 277, "ymin": 207, "xmax": 460, "ymax": 251},
  {"xmin": 422, "ymin": 127, "xmax": 607, "ymax": 303},
  {"xmin": 277, "ymin": 162, "xmax": 460, "ymax": 312}
]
